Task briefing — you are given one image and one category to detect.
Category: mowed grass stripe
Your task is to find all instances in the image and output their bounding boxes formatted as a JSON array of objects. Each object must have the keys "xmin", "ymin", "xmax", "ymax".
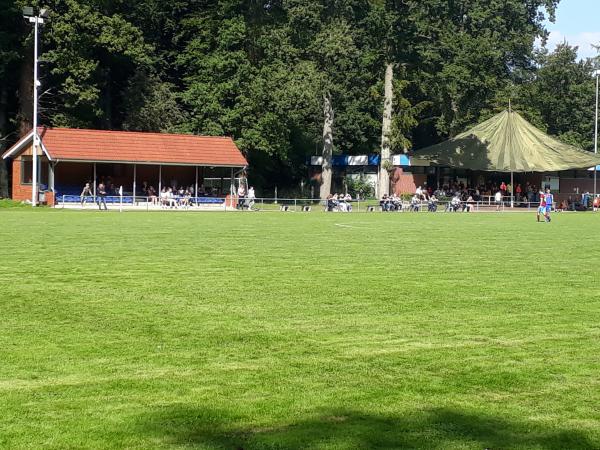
[{"xmin": 1, "ymin": 210, "xmax": 599, "ymax": 449}]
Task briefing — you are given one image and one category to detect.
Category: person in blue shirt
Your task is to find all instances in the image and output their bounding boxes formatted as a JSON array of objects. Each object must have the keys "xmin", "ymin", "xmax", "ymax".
[{"xmin": 544, "ymin": 188, "xmax": 554, "ymax": 222}]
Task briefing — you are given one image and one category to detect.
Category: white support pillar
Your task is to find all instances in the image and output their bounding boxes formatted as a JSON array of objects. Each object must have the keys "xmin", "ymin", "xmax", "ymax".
[
  {"xmin": 158, "ymin": 165, "xmax": 162, "ymax": 193},
  {"xmin": 49, "ymin": 162, "xmax": 55, "ymax": 192},
  {"xmin": 195, "ymin": 166, "xmax": 199, "ymax": 198},
  {"xmin": 133, "ymin": 164, "xmax": 137, "ymax": 201},
  {"xmin": 93, "ymin": 162, "xmax": 97, "ymax": 200}
]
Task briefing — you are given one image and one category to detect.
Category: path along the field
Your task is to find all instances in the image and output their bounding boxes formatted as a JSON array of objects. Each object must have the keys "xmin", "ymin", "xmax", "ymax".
[{"xmin": 1, "ymin": 210, "xmax": 599, "ymax": 449}]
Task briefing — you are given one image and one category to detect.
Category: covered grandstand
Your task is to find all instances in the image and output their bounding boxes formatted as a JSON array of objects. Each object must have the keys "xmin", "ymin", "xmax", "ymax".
[{"xmin": 2, "ymin": 127, "xmax": 248, "ymax": 206}]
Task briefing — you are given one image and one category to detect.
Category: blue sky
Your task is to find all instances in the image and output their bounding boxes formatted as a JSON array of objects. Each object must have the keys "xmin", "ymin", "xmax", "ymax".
[{"xmin": 543, "ymin": 0, "xmax": 600, "ymax": 59}]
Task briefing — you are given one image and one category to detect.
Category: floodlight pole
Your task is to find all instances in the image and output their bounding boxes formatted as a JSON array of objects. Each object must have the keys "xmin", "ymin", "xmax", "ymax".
[
  {"xmin": 31, "ymin": 14, "xmax": 42, "ymax": 206},
  {"xmin": 594, "ymin": 71, "xmax": 599, "ymax": 208}
]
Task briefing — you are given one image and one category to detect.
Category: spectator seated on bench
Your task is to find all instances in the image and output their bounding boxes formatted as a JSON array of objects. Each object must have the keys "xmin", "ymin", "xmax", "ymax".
[
  {"xmin": 462, "ymin": 195, "xmax": 475, "ymax": 212},
  {"xmin": 326, "ymin": 194, "xmax": 339, "ymax": 212},
  {"xmin": 409, "ymin": 195, "xmax": 421, "ymax": 212},
  {"xmin": 380, "ymin": 194, "xmax": 390, "ymax": 211},
  {"xmin": 428, "ymin": 195, "xmax": 438, "ymax": 212},
  {"xmin": 379, "ymin": 194, "xmax": 401, "ymax": 212},
  {"xmin": 446, "ymin": 195, "xmax": 461, "ymax": 212},
  {"xmin": 338, "ymin": 193, "xmax": 352, "ymax": 212},
  {"xmin": 556, "ymin": 200, "xmax": 568, "ymax": 212},
  {"xmin": 389, "ymin": 195, "xmax": 402, "ymax": 211}
]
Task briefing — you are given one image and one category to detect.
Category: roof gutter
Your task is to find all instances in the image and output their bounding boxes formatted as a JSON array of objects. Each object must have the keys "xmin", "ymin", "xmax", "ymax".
[{"xmin": 51, "ymin": 158, "xmax": 247, "ymax": 168}]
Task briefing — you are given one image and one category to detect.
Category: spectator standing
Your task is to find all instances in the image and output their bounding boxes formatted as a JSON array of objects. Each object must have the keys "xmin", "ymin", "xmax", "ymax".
[
  {"xmin": 237, "ymin": 183, "xmax": 246, "ymax": 209},
  {"xmin": 495, "ymin": 190, "xmax": 503, "ymax": 211},
  {"xmin": 80, "ymin": 182, "xmax": 93, "ymax": 207},
  {"xmin": 247, "ymin": 186, "xmax": 256, "ymax": 210},
  {"xmin": 97, "ymin": 182, "xmax": 108, "ymax": 210},
  {"xmin": 582, "ymin": 191, "xmax": 590, "ymax": 209}
]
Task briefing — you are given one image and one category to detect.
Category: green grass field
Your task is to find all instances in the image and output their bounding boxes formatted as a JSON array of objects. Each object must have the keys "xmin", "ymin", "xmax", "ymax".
[{"xmin": 1, "ymin": 210, "xmax": 600, "ymax": 449}]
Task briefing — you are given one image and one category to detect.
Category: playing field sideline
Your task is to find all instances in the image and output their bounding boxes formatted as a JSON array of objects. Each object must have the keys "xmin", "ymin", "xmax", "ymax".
[{"xmin": 1, "ymin": 210, "xmax": 599, "ymax": 449}]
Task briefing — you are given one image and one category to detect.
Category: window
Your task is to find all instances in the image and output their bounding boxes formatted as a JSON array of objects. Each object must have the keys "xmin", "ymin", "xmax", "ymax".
[
  {"xmin": 20, "ymin": 157, "xmax": 49, "ymax": 186},
  {"xmin": 21, "ymin": 157, "xmax": 33, "ymax": 184}
]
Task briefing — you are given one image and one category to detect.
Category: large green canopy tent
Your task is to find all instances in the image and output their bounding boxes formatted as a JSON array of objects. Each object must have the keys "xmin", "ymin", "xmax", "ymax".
[{"xmin": 413, "ymin": 110, "xmax": 600, "ymax": 172}]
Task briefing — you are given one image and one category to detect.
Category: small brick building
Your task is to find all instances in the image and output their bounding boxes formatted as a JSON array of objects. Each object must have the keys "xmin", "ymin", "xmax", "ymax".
[{"xmin": 2, "ymin": 127, "xmax": 247, "ymax": 205}]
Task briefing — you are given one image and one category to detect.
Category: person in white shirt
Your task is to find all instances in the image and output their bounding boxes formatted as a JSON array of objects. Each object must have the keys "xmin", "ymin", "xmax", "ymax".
[
  {"xmin": 343, "ymin": 193, "xmax": 352, "ymax": 212},
  {"xmin": 338, "ymin": 193, "xmax": 348, "ymax": 212},
  {"xmin": 167, "ymin": 187, "xmax": 177, "ymax": 208},
  {"xmin": 247, "ymin": 186, "xmax": 255, "ymax": 210},
  {"xmin": 410, "ymin": 194, "xmax": 420, "ymax": 212},
  {"xmin": 416, "ymin": 186, "xmax": 423, "ymax": 199},
  {"xmin": 464, "ymin": 195, "xmax": 475, "ymax": 212},
  {"xmin": 495, "ymin": 190, "xmax": 503, "ymax": 211},
  {"xmin": 160, "ymin": 187, "xmax": 168, "ymax": 208},
  {"xmin": 451, "ymin": 194, "xmax": 461, "ymax": 212}
]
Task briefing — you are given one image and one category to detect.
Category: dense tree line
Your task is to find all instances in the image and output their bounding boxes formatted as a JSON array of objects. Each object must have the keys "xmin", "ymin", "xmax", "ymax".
[{"xmin": 1, "ymin": 0, "xmax": 598, "ymax": 197}]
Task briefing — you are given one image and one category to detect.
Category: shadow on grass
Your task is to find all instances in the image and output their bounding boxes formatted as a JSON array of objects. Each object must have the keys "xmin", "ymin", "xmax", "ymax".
[{"xmin": 136, "ymin": 406, "xmax": 595, "ymax": 449}]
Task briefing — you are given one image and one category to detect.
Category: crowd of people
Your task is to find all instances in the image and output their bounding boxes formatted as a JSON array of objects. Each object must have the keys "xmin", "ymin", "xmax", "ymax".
[
  {"xmin": 79, "ymin": 177, "xmax": 233, "ymax": 210},
  {"xmin": 78, "ymin": 177, "xmax": 599, "ymax": 219},
  {"xmin": 420, "ymin": 181, "xmax": 547, "ymax": 204},
  {"xmin": 326, "ymin": 193, "xmax": 353, "ymax": 212},
  {"xmin": 236, "ymin": 184, "xmax": 256, "ymax": 210},
  {"xmin": 142, "ymin": 182, "xmax": 216, "ymax": 207},
  {"xmin": 376, "ymin": 180, "xmax": 559, "ymax": 214}
]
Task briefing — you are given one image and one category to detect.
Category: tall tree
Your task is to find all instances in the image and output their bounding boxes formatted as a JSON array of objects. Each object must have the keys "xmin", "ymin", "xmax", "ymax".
[
  {"xmin": 410, "ymin": 0, "xmax": 559, "ymax": 139},
  {"xmin": 320, "ymin": 93, "xmax": 334, "ymax": 199},
  {"xmin": 379, "ymin": 62, "xmax": 393, "ymax": 197}
]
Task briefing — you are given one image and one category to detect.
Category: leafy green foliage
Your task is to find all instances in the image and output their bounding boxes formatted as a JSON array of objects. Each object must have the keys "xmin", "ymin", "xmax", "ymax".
[
  {"xmin": 346, "ymin": 175, "xmax": 375, "ymax": 198},
  {"xmin": 2, "ymin": 0, "xmax": 594, "ymax": 193}
]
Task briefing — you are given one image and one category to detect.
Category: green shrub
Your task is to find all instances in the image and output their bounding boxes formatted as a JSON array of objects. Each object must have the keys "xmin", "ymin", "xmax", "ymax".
[
  {"xmin": 346, "ymin": 177, "xmax": 375, "ymax": 199},
  {"xmin": 0, "ymin": 199, "xmax": 27, "ymax": 208}
]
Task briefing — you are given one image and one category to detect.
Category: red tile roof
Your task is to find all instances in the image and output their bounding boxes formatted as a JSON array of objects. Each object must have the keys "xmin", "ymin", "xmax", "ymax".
[{"xmin": 10, "ymin": 128, "xmax": 248, "ymax": 166}]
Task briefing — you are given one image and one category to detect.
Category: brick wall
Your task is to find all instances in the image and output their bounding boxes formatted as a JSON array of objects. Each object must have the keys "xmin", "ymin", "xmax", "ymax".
[
  {"xmin": 559, "ymin": 178, "xmax": 598, "ymax": 195},
  {"xmin": 11, "ymin": 159, "xmax": 33, "ymax": 202},
  {"xmin": 391, "ymin": 168, "xmax": 427, "ymax": 195},
  {"xmin": 11, "ymin": 158, "xmax": 54, "ymax": 205}
]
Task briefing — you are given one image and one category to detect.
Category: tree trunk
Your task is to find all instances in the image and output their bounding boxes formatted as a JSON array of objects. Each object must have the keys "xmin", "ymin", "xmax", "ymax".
[
  {"xmin": 17, "ymin": 53, "xmax": 33, "ymax": 136},
  {"xmin": 103, "ymin": 67, "xmax": 113, "ymax": 129},
  {"xmin": 320, "ymin": 93, "xmax": 334, "ymax": 200},
  {"xmin": 379, "ymin": 62, "xmax": 394, "ymax": 198}
]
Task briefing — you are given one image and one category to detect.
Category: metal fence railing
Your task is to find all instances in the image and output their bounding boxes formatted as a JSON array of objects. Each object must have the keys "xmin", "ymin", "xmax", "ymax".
[{"xmin": 57, "ymin": 194, "xmax": 570, "ymax": 213}]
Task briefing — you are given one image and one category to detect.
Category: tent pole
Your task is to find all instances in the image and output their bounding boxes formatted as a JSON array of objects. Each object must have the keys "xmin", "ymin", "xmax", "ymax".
[
  {"xmin": 195, "ymin": 166, "xmax": 198, "ymax": 198},
  {"xmin": 510, "ymin": 172, "xmax": 514, "ymax": 208},
  {"xmin": 133, "ymin": 163, "xmax": 137, "ymax": 202},
  {"xmin": 93, "ymin": 162, "xmax": 97, "ymax": 201}
]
